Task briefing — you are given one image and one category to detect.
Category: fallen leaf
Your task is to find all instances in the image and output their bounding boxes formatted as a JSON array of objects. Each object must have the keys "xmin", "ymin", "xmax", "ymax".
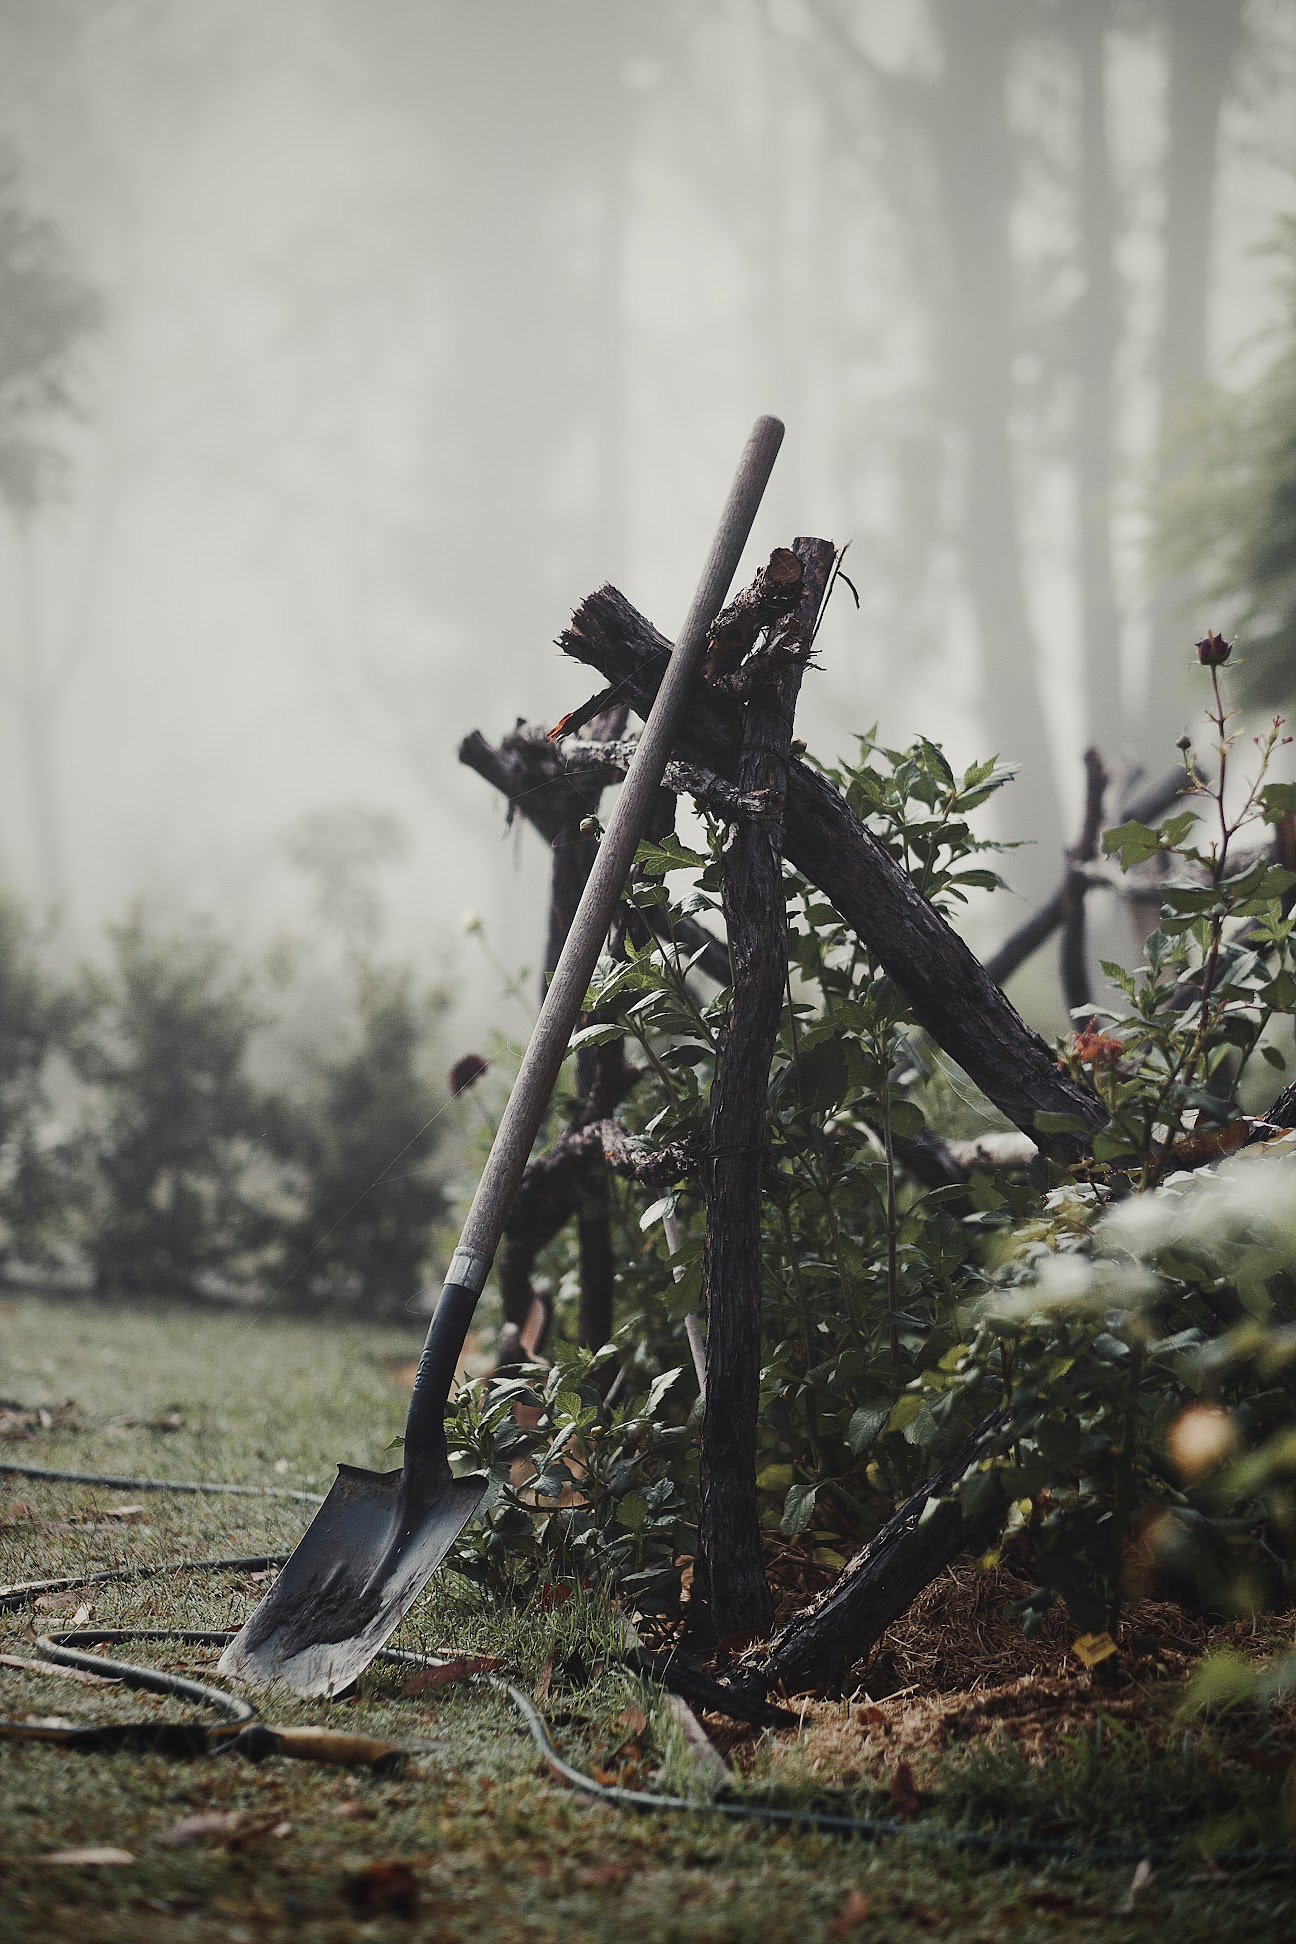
[
  {"xmin": 345, "ymin": 1859, "xmax": 419, "ymax": 1918},
  {"xmin": 329, "ymin": 1800, "xmax": 375, "ymax": 1821},
  {"xmin": 272, "ymin": 1822, "xmax": 292, "ymax": 1838},
  {"xmin": 615, "ymin": 1706, "xmax": 648, "ymax": 1737},
  {"xmin": 1025, "ymin": 1889, "xmax": 1076, "ymax": 1911},
  {"xmin": 579, "ymin": 1861, "xmax": 633, "ymax": 1886},
  {"xmin": 37, "ymin": 1847, "xmax": 134, "ymax": 1867},
  {"xmin": 34, "ymin": 1591, "xmax": 88, "ymax": 1615},
  {"xmin": 887, "ymin": 1760, "xmax": 920, "ymax": 1819},
  {"xmin": 826, "ymin": 1888, "xmax": 871, "ymax": 1939},
  {"xmin": 71, "ymin": 1604, "xmax": 91, "ymax": 1626},
  {"xmin": 104, "ymin": 1504, "xmax": 144, "ymax": 1521},
  {"xmin": 403, "ymin": 1655, "xmax": 501, "ymax": 1696},
  {"xmin": 535, "ymin": 1657, "xmax": 554, "ymax": 1700},
  {"xmin": 156, "ymin": 1812, "xmax": 244, "ymax": 1848},
  {"xmin": 1119, "ymin": 1850, "xmax": 1158, "ymax": 1912}
]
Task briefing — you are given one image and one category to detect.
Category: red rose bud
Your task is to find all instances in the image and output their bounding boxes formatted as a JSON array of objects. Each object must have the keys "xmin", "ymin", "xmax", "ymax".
[{"xmin": 1195, "ymin": 629, "xmax": 1231, "ymax": 666}]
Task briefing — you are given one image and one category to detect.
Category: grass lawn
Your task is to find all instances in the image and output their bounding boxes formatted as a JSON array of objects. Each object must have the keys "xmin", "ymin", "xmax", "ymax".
[{"xmin": 2, "ymin": 1290, "xmax": 1294, "ymax": 1942}]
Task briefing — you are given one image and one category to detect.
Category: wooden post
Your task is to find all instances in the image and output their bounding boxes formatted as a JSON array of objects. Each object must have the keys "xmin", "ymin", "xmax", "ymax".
[{"xmin": 699, "ymin": 538, "xmax": 836, "ymax": 1640}]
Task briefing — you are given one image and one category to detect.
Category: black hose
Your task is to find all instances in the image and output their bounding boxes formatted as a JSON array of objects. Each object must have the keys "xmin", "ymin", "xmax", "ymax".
[
  {"xmin": 0, "ymin": 1460, "xmax": 323, "ymax": 1504},
  {"xmin": 2, "ymin": 1466, "xmax": 1294, "ymax": 1874}
]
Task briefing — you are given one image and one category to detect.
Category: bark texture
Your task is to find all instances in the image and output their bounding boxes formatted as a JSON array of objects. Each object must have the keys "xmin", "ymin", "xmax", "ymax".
[{"xmin": 699, "ymin": 538, "xmax": 835, "ymax": 1640}]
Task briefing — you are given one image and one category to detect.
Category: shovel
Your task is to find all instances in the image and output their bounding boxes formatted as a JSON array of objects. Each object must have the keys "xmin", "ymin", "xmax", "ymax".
[{"xmin": 219, "ymin": 416, "xmax": 785, "ymax": 1696}]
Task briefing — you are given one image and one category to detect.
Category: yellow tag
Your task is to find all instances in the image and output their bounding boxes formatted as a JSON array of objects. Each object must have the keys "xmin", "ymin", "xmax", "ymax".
[{"xmin": 1072, "ymin": 1631, "xmax": 1118, "ymax": 1669}]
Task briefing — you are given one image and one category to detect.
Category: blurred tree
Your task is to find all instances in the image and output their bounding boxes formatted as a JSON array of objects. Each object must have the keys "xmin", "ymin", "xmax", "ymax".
[
  {"xmin": 73, "ymin": 907, "xmax": 268, "ymax": 1297},
  {"xmin": 1144, "ymin": 0, "xmax": 1247, "ymax": 748},
  {"xmin": 1156, "ymin": 216, "xmax": 1296, "ymax": 711},
  {"xmin": 284, "ymin": 804, "xmax": 409, "ymax": 955},
  {"xmin": 0, "ymin": 890, "xmax": 80, "ymax": 1268},
  {"xmin": 267, "ymin": 962, "xmax": 447, "ymax": 1316},
  {"xmin": 0, "ymin": 143, "xmax": 101, "ymax": 898}
]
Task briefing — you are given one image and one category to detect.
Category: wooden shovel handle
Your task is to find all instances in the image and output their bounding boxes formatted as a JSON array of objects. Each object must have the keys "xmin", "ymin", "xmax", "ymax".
[{"xmin": 404, "ymin": 416, "xmax": 784, "ymax": 1455}]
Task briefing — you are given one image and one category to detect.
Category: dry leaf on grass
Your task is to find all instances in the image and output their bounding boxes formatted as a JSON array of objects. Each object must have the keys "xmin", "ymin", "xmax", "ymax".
[
  {"xmin": 887, "ymin": 1759, "xmax": 920, "ymax": 1819},
  {"xmin": 156, "ymin": 1812, "xmax": 244, "ymax": 1848},
  {"xmin": 36, "ymin": 1847, "xmax": 134, "ymax": 1867},
  {"xmin": 826, "ymin": 1888, "xmax": 870, "ymax": 1939},
  {"xmin": 579, "ymin": 1861, "xmax": 633, "ymax": 1886},
  {"xmin": 402, "ymin": 1655, "xmax": 501, "ymax": 1695},
  {"xmin": 345, "ymin": 1859, "xmax": 419, "ymax": 1918}
]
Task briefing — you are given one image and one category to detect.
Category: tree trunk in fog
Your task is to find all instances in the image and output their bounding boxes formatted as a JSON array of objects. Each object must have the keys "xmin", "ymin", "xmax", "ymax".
[
  {"xmin": 927, "ymin": 0, "xmax": 1064, "ymax": 888},
  {"xmin": 1071, "ymin": 0, "xmax": 1124, "ymax": 756},
  {"xmin": 15, "ymin": 525, "xmax": 67, "ymax": 904},
  {"xmin": 1144, "ymin": 0, "xmax": 1245, "ymax": 752}
]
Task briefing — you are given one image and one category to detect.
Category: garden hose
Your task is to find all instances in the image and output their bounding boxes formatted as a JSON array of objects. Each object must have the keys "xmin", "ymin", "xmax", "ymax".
[{"xmin": 1, "ymin": 1459, "xmax": 1294, "ymax": 1874}]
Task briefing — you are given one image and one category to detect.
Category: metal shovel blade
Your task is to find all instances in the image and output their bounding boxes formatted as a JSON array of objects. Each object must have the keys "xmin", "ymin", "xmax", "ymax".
[{"xmin": 217, "ymin": 1463, "xmax": 487, "ymax": 1698}]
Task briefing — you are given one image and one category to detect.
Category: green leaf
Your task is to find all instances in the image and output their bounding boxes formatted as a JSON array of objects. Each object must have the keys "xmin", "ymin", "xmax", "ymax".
[
  {"xmin": 636, "ymin": 836, "xmax": 707, "ymax": 877},
  {"xmin": 1159, "ymin": 810, "xmax": 1197, "ymax": 848},
  {"xmin": 616, "ymin": 1491, "xmax": 649, "ymax": 1532},
  {"xmin": 1033, "ymin": 1110, "xmax": 1092, "ymax": 1136},
  {"xmin": 886, "ymin": 1099, "xmax": 927, "ymax": 1138},
  {"xmin": 1103, "ymin": 819, "xmax": 1161, "ymax": 868},
  {"xmin": 780, "ymin": 1481, "xmax": 818, "ymax": 1537},
  {"xmin": 846, "ymin": 1405, "xmax": 889, "ymax": 1455},
  {"xmin": 797, "ymin": 1037, "xmax": 851, "ymax": 1114},
  {"xmin": 567, "ymin": 1021, "xmax": 626, "ymax": 1051},
  {"xmin": 644, "ymin": 1366, "xmax": 682, "ymax": 1417},
  {"xmin": 887, "ymin": 1392, "xmax": 924, "ymax": 1434},
  {"xmin": 1260, "ymin": 782, "xmax": 1296, "ymax": 819},
  {"xmin": 639, "ymin": 1194, "xmax": 676, "ymax": 1232}
]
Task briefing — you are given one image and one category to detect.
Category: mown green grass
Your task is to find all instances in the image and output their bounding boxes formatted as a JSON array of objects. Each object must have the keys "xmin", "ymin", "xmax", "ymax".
[{"xmin": 2, "ymin": 1291, "xmax": 1294, "ymax": 1942}]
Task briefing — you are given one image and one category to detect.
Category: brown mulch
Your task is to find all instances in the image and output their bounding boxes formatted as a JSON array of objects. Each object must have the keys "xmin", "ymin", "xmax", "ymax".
[{"xmin": 700, "ymin": 1561, "xmax": 1296, "ymax": 1783}]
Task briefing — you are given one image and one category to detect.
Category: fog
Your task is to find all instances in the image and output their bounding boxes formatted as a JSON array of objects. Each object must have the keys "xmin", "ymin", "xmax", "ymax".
[{"xmin": 2, "ymin": 0, "xmax": 1294, "ymax": 1050}]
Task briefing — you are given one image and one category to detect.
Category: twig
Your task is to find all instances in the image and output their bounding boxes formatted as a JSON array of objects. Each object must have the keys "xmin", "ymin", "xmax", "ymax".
[
  {"xmin": 1059, "ymin": 747, "xmax": 1110, "ymax": 1015},
  {"xmin": 985, "ymin": 765, "xmax": 1186, "ymax": 988}
]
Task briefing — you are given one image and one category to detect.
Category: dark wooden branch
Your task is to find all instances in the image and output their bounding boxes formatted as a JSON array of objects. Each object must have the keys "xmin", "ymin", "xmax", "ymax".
[
  {"xmin": 558, "ymin": 586, "xmax": 1106, "ymax": 1154},
  {"xmin": 985, "ymin": 765, "xmax": 1187, "ymax": 988},
  {"xmin": 735, "ymin": 1407, "xmax": 1010, "ymax": 1697},
  {"xmin": 701, "ymin": 538, "xmax": 833, "ymax": 1640},
  {"xmin": 702, "ymin": 544, "xmax": 803, "ymax": 683},
  {"xmin": 560, "ymin": 738, "xmax": 773, "ymax": 823},
  {"xmin": 1060, "ymin": 747, "xmax": 1110, "ymax": 1016},
  {"xmin": 458, "ymin": 725, "xmax": 605, "ymax": 989}
]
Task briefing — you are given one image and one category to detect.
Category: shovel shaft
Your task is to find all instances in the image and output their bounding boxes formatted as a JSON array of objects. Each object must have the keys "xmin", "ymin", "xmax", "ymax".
[{"xmin": 403, "ymin": 415, "xmax": 785, "ymax": 1463}]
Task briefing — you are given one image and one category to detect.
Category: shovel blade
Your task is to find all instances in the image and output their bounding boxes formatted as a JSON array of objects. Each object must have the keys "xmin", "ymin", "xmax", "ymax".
[{"xmin": 217, "ymin": 1463, "xmax": 488, "ymax": 1698}]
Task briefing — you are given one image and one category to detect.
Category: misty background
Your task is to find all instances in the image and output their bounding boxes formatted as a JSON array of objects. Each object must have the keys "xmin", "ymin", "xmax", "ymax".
[{"xmin": 2, "ymin": 0, "xmax": 1294, "ymax": 1058}]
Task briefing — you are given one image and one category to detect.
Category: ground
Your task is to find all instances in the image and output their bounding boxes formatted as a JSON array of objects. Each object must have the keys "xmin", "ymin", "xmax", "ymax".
[{"xmin": 1, "ymin": 1291, "xmax": 1294, "ymax": 1943}]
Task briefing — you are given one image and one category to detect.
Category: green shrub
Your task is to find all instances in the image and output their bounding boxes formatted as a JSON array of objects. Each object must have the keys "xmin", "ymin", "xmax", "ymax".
[
  {"xmin": 265, "ymin": 960, "xmax": 448, "ymax": 1315},
  {"xmin": 0, "ymin": 893, "xmax": 79, "ymax": 1267},
  {"xmin": 71, "ymin": 906, "xmax": 269, "ymax": 1296},
  {"xmin": 458, "ymin": 667, "xmax": 1296, "ymax": 1632},
  {"xmin": 446, "ymin": 1343, "xmax": 693, "ymax": 1611}
]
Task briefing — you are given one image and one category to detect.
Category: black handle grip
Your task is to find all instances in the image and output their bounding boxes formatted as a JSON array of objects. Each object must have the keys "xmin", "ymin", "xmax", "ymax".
[{"xmin": 401, "ymin": 1281, "xmax": 479, "ymax": 1465}]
